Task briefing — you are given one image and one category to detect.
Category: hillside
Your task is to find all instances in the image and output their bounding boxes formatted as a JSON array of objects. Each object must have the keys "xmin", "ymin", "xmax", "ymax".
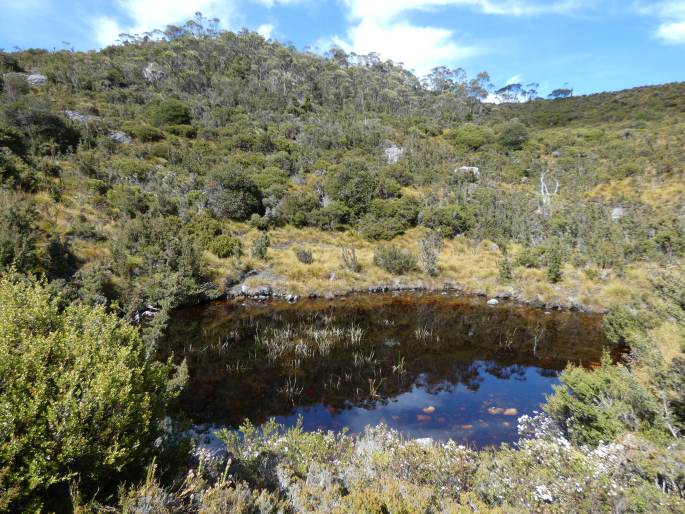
[{"xmin": 1, "ymin": 19, "xmax": 684, "ymax": 512}]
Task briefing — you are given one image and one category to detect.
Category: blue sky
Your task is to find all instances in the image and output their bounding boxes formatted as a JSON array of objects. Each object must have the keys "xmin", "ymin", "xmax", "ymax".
[{"xmin": 1, "ymin": 0, "xmax": 684, "ymax": 96}]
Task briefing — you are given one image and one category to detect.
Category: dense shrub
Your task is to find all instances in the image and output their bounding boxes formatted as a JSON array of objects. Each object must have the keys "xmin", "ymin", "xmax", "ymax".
[
  {"xmin": 498, "ymin": 120, "xmax": 529, "ymax": 150},
  {"xmin": 294, "ymin": 247, "xmax": 313, "ymax": 264},
  {"xmin": 209, "ymin": 234, "xmax": 241, "ymax": 258},
  {"xmin": 358, "ymin": 197, "xmax": 420, "ymax": 240},
  {"xmin": 451, "ymin": 123, "xmax": 494, "ymax": 150},
  {"xmin": 325, "ymin": 162, "xmax": 380, "ymax": 218},
  {"xmin": 419, "ymin": 232, "xmax": 442, "ymax": 276},
  {"xmin": 373, "ymin": 245, "xmax": 417, "ymax": 275},
  {"xmin": 125, "ymin": 123, "xmax": 165, "ymax": 142},
  {"xmin": 206, "ymin": 170, "xmax": 263, "ymax": 221},
  {"xmin": 0, "ymin": 191, "xmax": 38, "ymax": 273},
  {"xmin": 545, "ymin": 355, "xmax": 659, "ymax": 446},
  {"xmin": 0, "ymin": 275, "xmax": 183, "ymax": 511},
  {"xmin": 419, "ymin": 204, "xmax": 474, "ymax": 238},
  {"xmin": 251, "ymin": 232, "xmax": 270, "ymax": 259},
  {"xmin": 149, "ymin": 99, "xmax": 192, "ymax": 126}
]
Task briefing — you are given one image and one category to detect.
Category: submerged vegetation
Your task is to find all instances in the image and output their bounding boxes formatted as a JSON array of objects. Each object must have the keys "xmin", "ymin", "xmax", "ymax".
[{"xmin": 0, "ymin": 13, "xmax": 684, "ymax": 512}]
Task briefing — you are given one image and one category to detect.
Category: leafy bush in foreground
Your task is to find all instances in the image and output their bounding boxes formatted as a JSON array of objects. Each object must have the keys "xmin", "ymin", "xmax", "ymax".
[
  {"xmin": 0, "ymin": 274, "xmax": 184, "ymax": 511},
  {"xmin": 545, "ymin": 354, "xmax": 660, "ymax": 446}
]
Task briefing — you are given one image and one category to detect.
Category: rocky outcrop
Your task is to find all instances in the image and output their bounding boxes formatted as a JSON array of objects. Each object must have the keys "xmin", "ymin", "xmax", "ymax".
[
  {"xmin": 454, "ymin": 166, "xmax": 480, "ymax": 182},
  {"xmin": 143, "ymin": 62, "xmax": 165, "ymax": 83},
  {"xmin": 108, "ymin": 130, "xmax": 132, "ymax": 144},
  {"xmin": 64, "ymin": 110, "xmax": 100, "ymax": 123},
  {"xmin": 384, "ymin": 144, "xmax": 403, "ymax": 164},
  {"xmin": 26, "ymin": 73, "xmax": 47, "ymax": 86}
]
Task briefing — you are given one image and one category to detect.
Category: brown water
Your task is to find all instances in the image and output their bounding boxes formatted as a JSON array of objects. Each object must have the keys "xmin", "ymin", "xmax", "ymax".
[{"xmin": 162, "ymin": 293, "xmax": 613, "ymax": 447}]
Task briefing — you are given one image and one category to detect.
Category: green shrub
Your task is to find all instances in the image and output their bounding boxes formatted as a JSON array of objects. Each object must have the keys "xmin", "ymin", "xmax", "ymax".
[
  {"xmin": 546, "ymin": 245, "xmax": 563, "ymax": 283},
  {"xmin": 0, "ymin": 274, "xmax": 183, "ymax": 511},
  {"xmin": 451, "ymin": 124, "xmax": 494, "ymax": 150},
  {"xmin": 251, "ymin": 232, "xmax": 270, "ymax": 259},
  {"xmin": 419, "ymin": 232, "xmax": 442, "ymax": 276},
  {"xmin": 358, "ymin": 197, "xmax": 419, "ymax": 240},
  {"xmin": 149, "ymin": 99, "xmax": 191, "ymax": 126},
  {"xmin": 125, "ymin": 123, "xmax": 165, "ymax": 142},
  {"xmin": 207, "ymin": 170, "xmax": 263, "ymax": 221},
  {"xmin": 545, "ymin": 354, "xmax": 659, "ymax": 446},
  {"xmin": 419, "ymin": 204, "xmax": 474, "ymax": 238},
  {"xmin": 373, "ymin": 245, "xmax": 417, "ymax": 275},
  {"xmin": 0, "ymin": 123, "xmax": 26, "ymax": 155},
  {"xmin": 515, "ymin": 246, "xmax": 542, "ymax": 268},
  {"xmin": 498, "ymin": 120, "xmax": 529, "ymax": 150},
  {"xmin": 341, "ymin": 245, "xmax": 361, "ymax": 272},
  {"xmin": 325, "ymin": 161, "xmax": 380, "ymax": 218},
  {"xmin": 294, "ymin": 247, "xmax": 313, "ymax": 264},
  {"xmin": 209, "ymin": 235, "xmax": 241, "ymax": 258},
  {"xmin": 165, "ymin": 124, "xmax": 197, "ymax": 138},
  {"xmin": 499, "ymin": 257, "xmax": 513, "ymax": 281},
  {"xmin": 0, "ymin": 191, "xmax": 38, "ymax": 273}
]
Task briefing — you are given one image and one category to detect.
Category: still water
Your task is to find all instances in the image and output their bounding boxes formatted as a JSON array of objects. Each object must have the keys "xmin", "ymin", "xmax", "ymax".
[{"xmin": 163, "ymin": 293, "xmax": 611, "ymax": 448}]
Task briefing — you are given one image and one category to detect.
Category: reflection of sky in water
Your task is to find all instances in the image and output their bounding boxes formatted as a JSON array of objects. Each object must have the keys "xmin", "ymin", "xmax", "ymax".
[{"xmin": 276, "ymin": 361, "xmax": 558, "ymax": 448}]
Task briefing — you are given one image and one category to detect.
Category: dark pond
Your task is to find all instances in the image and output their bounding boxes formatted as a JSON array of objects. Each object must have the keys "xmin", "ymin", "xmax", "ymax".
[{"xmin": 162, "ymin": 293, "xmax": 613, "ymax": 448}]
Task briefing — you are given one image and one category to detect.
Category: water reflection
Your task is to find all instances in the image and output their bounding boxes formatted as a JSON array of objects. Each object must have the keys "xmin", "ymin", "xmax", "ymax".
[{"xmin": 162, "ymin": 293, "xmax": 611, "ymax": 447}]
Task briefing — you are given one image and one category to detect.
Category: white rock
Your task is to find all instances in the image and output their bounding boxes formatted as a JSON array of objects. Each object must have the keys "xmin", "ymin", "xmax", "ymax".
[
  {"xmin": 64, "ymin": 110, "xmax": 99, "ymax": 123},
  {"xmin": 610, "ymin": 207, "xmax": 624, "ymax": 220},
  {"xmin": 487, "ymin": 298, "xmax": 499, "ymax": 306},
  {"xmin": 414, "ymin": 437, "xmax": 434, "ymax": 448},
  {"xmin": 108, "ymin": 130, "xmax": 131, "ymax": 144},
  {"xmin": 454, "ymin": 166, "xmax": 480, "ymax": 181},
  {"xmin": 143, "ymin": 62, "xmax": 165, "ymax": 82},
  {"xmin": 384, "ymin": 144, "xmax": 403, "ymax": 164},
  {"xmin": 27, "ymin": 73, "xmax": 47, "ymax": 86}
]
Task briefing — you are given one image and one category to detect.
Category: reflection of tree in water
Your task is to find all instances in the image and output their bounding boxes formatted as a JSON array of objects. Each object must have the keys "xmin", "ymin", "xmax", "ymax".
[
  {"xmin": 484, "ymin": 363, "xmax": 527, "ymax": 381},
  {"xmin": 161, "ymin": 294, "xmax": 608, "ymax": 426}
]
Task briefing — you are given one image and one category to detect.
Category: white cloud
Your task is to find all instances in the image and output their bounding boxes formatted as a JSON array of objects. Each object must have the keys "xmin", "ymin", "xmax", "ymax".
[
  {"xmin": 93, "ymin": 0, "xmax": 236, "ymax": 46},
  {"xmin": 257, "ymin": 23, "xmax": 275, "ymax": 39},
  {"xmin": 505, "ymin": 74, "xmax": 522, "ymax": 84},
  {"xmin": 657, "ymin": 19, "xmax": 685, "ymax": 43},
  {"xmin": 634, "ymin": 1, "xmax": 685, "ymax": 45},
  {"xmin": 332, "ymin": 0, "xmax": 587, "ymax": 77},
  {"xmin": 341, "ymin": 0, "xmax": 587, "ymax": 21},
  {"xmin": 331, "ymin": 19, "xmax": 480, "ymax": 76}
]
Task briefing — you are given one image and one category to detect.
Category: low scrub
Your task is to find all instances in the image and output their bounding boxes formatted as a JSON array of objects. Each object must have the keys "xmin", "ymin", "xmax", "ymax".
[{"xmin": 373, "ymin": 245, "xmax": 417, "ymax": 275}]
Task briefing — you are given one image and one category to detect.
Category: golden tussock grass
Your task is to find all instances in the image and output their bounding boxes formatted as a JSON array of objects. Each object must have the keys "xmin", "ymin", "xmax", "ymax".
[{"xmin": 206, "ymin": 225, "xmax": 654, "ymax": 312}]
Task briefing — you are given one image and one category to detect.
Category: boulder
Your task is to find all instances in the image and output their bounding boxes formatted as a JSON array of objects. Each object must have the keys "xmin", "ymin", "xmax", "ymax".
[
  {"xmin": 454, "ymin": 166, "xmax": 480, "ymax": 182},
  {"xmin": 610, "ymin": 206, "xmax": 624, "ymax": 221},
  {"xmin": 27, "ymin": 73, "xmax": 47, "ymax": 86},
  {"xmin": 487, "ymin": 298, "xmax": 499, "ymax": 306},
  {"xmin": 64, "ymin": 110, "xmax": 99, "ymax": 123},
  {"xmin": 108, "ymin": 130, "xmax": 132, "ymax": 144},
  {"xmin": 414, "ymin": 437, "xmax": 434, "ymax": 448},
  {"xmin": 384, "ymin": 144, "xmax": 403, "ymax": 164},
  {"xmin": 143, "ymin": 62, "xmax": 165, "ymax": 83}
]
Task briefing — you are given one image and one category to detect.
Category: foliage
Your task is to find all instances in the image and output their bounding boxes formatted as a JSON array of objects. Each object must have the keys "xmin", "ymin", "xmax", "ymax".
[
  {"xmin": 419, "ymin": 232, "xmax": 442, "ymax": 276},
  {"xmin": 0, "ymin": 274, "xmax": 183, "ymax": 511},
  {"xmin": 149, "ymin": 99, "xmax": 192, "ymax": 126},
  {"xmin": 498, "ymin": 119, "xmax": 529, "ymax": 150},
  {"xmin": 294, "ymin": 247, "xmax": 313, "ymax": 264},
  {"xmin": 209, "ymin": 234, "xmax": 242, "ymax": 259},
  {"xmin": 341, "ymin": 245, "xmax": 361, "ymax": 272},
  {"xmin": 373, "ymin": 245, "xmax": 417, "ymax": 275},
  {"xmin": 207, "ymin": 170, "xmax": 263, "ymax": 221},
  {"xmin": 545, "ymin": 354, "xmax": 660, "ymax": 446},
  {"xmin": 251, "ymin": 232, "xmax": 270, "ymax": 260},
  {"xmin": 419, "ymin": 204, "xmax": 474, "ymax": 239}
]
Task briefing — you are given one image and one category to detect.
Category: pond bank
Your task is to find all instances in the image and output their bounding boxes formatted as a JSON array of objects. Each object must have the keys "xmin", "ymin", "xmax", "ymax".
[{"xmin": 224, "ymin": 273, "xmax": 607, "ymax": 314}]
